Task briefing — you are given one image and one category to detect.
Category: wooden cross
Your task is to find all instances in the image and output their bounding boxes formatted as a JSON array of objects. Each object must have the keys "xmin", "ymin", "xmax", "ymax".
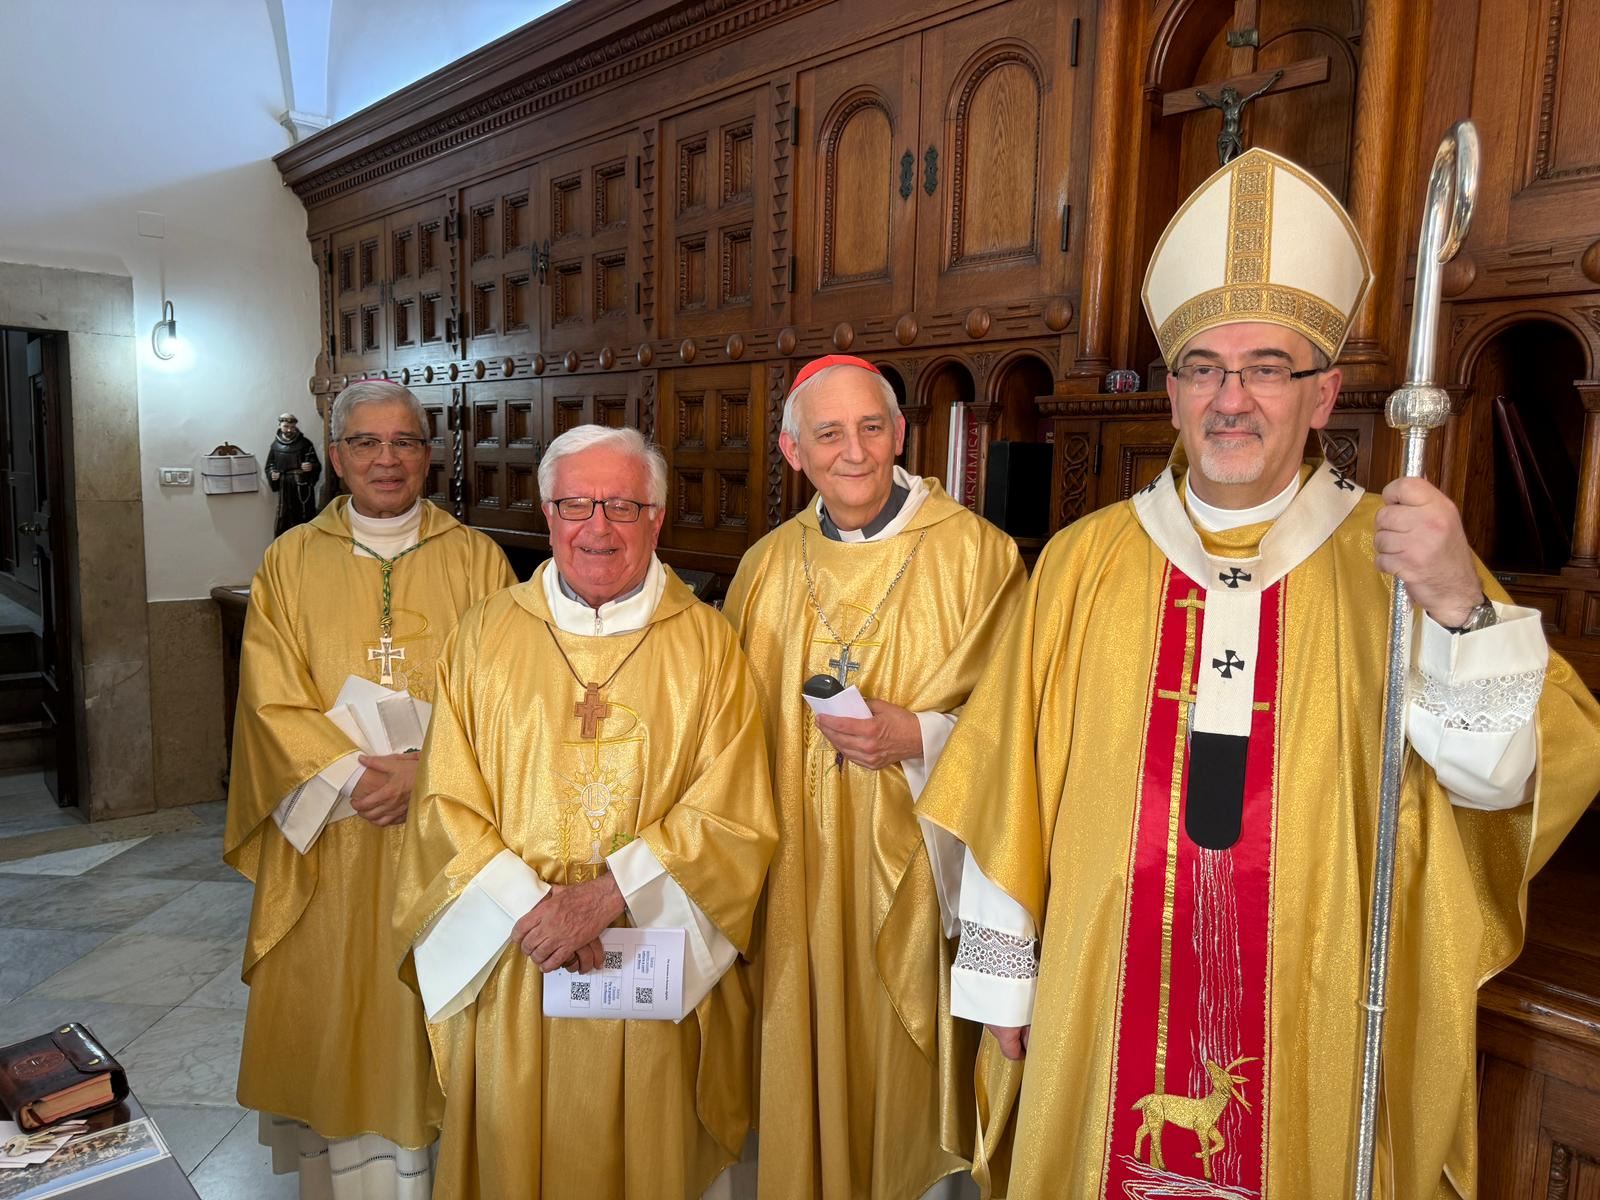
[
  {"xmin": 368, "ymin": 636, "xmax": 405, "ymax": 686},
  {"xmin": 574, "ymin": 682, "xmax": 611, "ymax": 739},
  {"xmin": 1159, "ymin": 56, "xmax": 1330, "ymax": 121},
  {"xmin": 828, "ymin": 646, "xmax": 861, "ymax": 685}
]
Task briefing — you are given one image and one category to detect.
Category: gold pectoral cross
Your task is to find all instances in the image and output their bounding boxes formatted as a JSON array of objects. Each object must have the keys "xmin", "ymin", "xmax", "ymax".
[
  {"xmin": 368, "ymin": 634, "xmax": 405, "ymax": 686},
  {"xmin": 574, "ymin": 682, "xmax": 611, "ymax": 739}
]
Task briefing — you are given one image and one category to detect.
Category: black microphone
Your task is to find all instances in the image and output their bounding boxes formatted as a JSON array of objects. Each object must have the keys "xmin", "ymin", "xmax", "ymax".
[{"xmin": 803, "ymin": 674, "xmax": 844, "ymax": 701}]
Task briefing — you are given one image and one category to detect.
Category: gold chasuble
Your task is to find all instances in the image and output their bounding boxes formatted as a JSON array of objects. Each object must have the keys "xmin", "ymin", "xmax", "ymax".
[
  {"xmin": 393, "ymin": 564, "xmax": 776, "ymax": 1200},
  {"xmin": 723, "ymin": 480, "xmax": 1024, "ymax": 1200},
  {"xmin": 225, "ymin": 498, "xmax": 515, "ymax": 1147},
  {"xmin": 918, "ymin": 462, "xmax": 1600, "ymax": 1199}
]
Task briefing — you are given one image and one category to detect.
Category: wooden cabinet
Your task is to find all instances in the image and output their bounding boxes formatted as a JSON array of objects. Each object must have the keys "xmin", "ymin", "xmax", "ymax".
[
  {"xmin": 386, "ymin": 198, "xmax": 450, "ymax": 371},
  {"xmin": 462, "ymin": 170, "xmax": 537, "ymax": 362},
  {"xmin": 329, "ymin": 218, "xmax": 386, "ymax": 376},
  {"xmin": 657, "ymin": 365, "xmax": 765, "ymax": 563},
  {"xmin": 538, "ymin": 133, "xmax": 641, "ymax": 356}
]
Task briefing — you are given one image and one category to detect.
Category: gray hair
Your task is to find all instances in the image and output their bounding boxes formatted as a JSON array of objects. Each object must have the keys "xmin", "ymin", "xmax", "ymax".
[
  {"xmin": 538, "ymin": 424, "xmax": 667, "ymax": 508},
  {"xmin": 330, "ymin": 381, "xmax": 427, "ymax": 440},
  {"xmin": 780, "ymin": 363, "xmax": 901, "ymax": 440}
]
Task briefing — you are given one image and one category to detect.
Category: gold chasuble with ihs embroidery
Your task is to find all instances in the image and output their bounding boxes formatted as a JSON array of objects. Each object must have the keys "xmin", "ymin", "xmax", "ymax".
[
  {"xmin": 224, "ymin": 497, "xmax": 514, "ymax": 1148},
  {"xmin": 723, "ymin": 480, "xmax": 1024, "ymax": 1200},
  {"xmin": 393, "ymin": 565, "xmax": 776, "ymax": 1200},
  {"xmin": 918, "ymin": 461, "xmax": 1600, "ymax": 1199}
]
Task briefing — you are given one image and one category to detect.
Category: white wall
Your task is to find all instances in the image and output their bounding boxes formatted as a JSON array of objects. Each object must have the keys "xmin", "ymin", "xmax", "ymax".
[
  {"xmin": 0, "ymin": 0, "xmax": 567, "ymax": 601},
  {"xmin": 0, "ymin": 0, "xmax": 317, "ymax": 601},
  {"xmin": 326, "ymin": 0, "xmax": 567, "ymax": 121}
]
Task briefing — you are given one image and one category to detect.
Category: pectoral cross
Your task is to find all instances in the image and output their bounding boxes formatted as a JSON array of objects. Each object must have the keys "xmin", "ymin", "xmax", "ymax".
[
  {"xmin": 574, "ymin": 682, "xmax": 611, "ymax": 739},
  {"xmin": 828, "ymin": 646, "xmax": 860, "ymax": 685},
  {"xmin": 368, "ymin": 635, "xmax": 405, "ymax": 686}
]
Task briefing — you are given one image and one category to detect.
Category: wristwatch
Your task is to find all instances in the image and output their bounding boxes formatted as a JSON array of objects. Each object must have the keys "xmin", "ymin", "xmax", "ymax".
[{"xmin": 1443, "ymin": 594, "xmax": 1498, "ymax": 635}]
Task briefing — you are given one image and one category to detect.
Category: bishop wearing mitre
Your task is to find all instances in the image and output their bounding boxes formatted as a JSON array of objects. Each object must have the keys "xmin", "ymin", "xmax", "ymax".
[
  {"xmin": 722, "ymin": 355, "xmax": 1024, "ymax": 1199},
  {"xmin": 918, "ymin": 149, "xmax": 1600, "ymax": 1197},
  {"xmin": 393, "ymin": 423, "xmax": 777, "ymax": 1199},
  {"xmin": 226, "ymin": 380, "xmax": 515, "ymax": 1198}
]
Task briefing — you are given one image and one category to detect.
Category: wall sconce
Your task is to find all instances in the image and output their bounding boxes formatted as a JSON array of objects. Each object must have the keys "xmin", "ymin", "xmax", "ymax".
[{"xmin": 151, "ymin": 300, "xmax": 179, "ymax": 361}]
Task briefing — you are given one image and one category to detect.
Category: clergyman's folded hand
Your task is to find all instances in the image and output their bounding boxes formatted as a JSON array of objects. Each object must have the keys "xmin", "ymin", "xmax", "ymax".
[
  {"xmin": 814, "ymin": 699, "xmax": 923, "ymax": 770},
  {"xmin": 351, "ymin": 752, "xmax": 418, "ymax": 827},
  {"xmin": 988, "ymin": 1024, "xmax": 1030, "ymax": 1061},
  {"xmin": 513, "ymin": 876, "xmax": 626, "ymax": 973}
]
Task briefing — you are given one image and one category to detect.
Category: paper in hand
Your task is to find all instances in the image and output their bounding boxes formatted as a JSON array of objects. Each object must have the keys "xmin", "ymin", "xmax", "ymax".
[
  {"xmin": 543, "ymin": 927, "xmax": 688, "ymax": 1022},
  {"xmin": 802, "ymin": 684, "xmax": 873, "ymax": 720}
]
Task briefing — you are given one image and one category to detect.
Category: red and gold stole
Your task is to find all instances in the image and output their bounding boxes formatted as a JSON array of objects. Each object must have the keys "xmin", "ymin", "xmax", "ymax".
[{"xmin": 1101, "ymin": 563, "xmax": 1282, "ymax": 1196}]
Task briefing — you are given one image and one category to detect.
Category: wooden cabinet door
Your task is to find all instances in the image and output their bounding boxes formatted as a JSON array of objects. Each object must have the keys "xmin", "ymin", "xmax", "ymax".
[
  {"xmin": 657, "ymin": 365, "xmax": 763, "ymax": 559},
  {"xmin": 660, "ymin": 90, "xmax": 767, "ymax": 339},
  {"xmin": 462, "ymin": 168, "xmax": 538, "ymax": 361},
  {"xmin": 330, "ymin": 218, "xmax": 386, "ymax": 375},
  {"xmin": 1097, "ymin": 419, "xmax": 1176, "ymax": 509},
  {"xmin": 544, "ymin": 375, "xmax": 637, "ymax": 443},
  {"xmin": 386, "ymin": 199, "xmax": 450, "ymax": 371},
  {"xmin": 536, "ymin": 134, "xmax": 640, "ymax": 356},
  {"xmin": 414, "ymin": 384, "xmax": 457, "ymax": 516},
  {"xmin": 460, "ymin": 379, "xmax": 545, "ymax": 535},
  {"xmin": 793, "ymin": 36, "xmax": 922, "ymax": 326},
  {"xmin": 914, "ymin": 0, "xmax": 1081, "ymax": 314}
]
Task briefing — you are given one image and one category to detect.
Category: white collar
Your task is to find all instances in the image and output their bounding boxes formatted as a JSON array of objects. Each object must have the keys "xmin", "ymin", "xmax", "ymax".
[
  {"xmin": 348, "ymin": 499, "xmax": 423, "ymax": 558},
  {"xmin": 1185, "ymin": 471, "xmax": 1301, "ymax": 532},
  {"xmin": 541, "ymin": 555, "xmax": 667, "ymax": 637},
  {"xmin": 815, "ymin": 466, "xmax": 930, "ymax": 543}
]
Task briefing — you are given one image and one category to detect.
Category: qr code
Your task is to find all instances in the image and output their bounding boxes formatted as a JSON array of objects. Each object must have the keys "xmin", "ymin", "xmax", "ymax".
[
  {"xmin": 603, "ymin": 951, "xmax": 623, "ymax": 971},
  {"xmin": 569, "ymin": 981, "xmax": 591, "ymax": 1002},
  {"xmin": 634, "ymin": 986, "xmax": 654, "ymax": 1005}
]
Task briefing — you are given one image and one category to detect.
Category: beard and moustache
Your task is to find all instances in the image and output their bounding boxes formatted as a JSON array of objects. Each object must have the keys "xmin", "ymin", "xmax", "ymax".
[{"xmin": 1196, "ymin": 413, "xmax": 1267, "ymax": 485}]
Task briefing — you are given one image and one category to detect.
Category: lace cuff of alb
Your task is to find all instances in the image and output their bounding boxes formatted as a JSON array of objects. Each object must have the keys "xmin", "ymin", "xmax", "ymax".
[
  {"xmin": 1412, "ymin": 667, "xmax": 1545, "ymax": 735},
  {"xmin": 954, "ymin": 920, "xmax": 1038, "ymax": 979}
]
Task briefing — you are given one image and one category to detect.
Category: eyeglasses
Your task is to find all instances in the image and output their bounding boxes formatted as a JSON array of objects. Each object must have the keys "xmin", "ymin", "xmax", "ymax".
[
  {"xmin": 1172, "ymin": 364, "xmax": 1325, "ymax": 398},
  {"xmin": 337, "ymin": 435, "xmax": 429, "ymax": 463},
  {"xmin": 550, "ymin": 496, "xmax": 657, "ymax": 523}
]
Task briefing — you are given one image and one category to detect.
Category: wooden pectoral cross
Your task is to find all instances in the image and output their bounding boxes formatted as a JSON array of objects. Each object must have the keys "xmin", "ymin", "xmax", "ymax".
[
  {"xmin": 575, "ymin": 682, "xmax": 612, "ymax": 739},
  {"xmin": 368, "ymin": 635, "xmax": 405, "ymax": 686}
]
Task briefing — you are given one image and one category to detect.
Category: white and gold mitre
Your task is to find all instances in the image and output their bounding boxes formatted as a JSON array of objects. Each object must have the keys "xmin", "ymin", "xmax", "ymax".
[{"xmin": 1142, "ymin": 148, "xmax": 1373, "ymax": 364}]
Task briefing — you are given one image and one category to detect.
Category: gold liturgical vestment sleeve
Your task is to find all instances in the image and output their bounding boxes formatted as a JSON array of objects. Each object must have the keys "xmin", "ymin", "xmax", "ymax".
[
  {"xmin": 917, "ymin": 481, "xmax": 1600, "ymax": 1200},
  {"xmin": 392, "ymin": 565, "xmax": 777, "ymax": 1200},
  {"xmin": 722, "ymin": 480, "xmax": 1024, "ymax": 1200},
  {"xmin": 223, "ymin": 497, "xmax": 514, "ymax": 1149}
]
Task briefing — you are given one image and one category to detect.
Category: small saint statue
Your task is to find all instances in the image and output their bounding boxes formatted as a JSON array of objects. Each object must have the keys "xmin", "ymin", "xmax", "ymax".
[
  {"xmin": 266, "ymin": 412, "xmax": 322, "ymax": 535},
  {"xmin": 1196, "ymin": 69, "xmax": 1283, "ymax": 165}
]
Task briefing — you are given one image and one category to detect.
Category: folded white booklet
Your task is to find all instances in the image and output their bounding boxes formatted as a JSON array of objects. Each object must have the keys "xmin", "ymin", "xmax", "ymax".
[
  {"xmin": 802, "ymin": 683, "xmax": 873, "ymax": 720},
  {"xmin": 272, "ymin": 674, "xmax": 434, "ymax": 851},
  {"xmin": 543, "ymin": 927, "xmax": 688, "ymax": 1021}
]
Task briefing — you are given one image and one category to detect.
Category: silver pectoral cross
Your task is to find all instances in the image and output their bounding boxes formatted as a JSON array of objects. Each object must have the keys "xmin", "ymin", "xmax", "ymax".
[
  {"xmin": 828, "ymin": 645, "xmax": 860, "ymax": 685},
  {"xmin": 368, "ymin": 635, "xmax": 405, "ymax": 686}
]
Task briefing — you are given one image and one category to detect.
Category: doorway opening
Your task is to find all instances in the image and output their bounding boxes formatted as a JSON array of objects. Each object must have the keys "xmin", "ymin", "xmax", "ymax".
[{"xmin": 0, "ymin": 327, "xmax": 79, "ymax": 833}]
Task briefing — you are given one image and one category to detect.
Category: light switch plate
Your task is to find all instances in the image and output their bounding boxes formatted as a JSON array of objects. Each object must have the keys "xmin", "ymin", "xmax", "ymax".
[{"xmin": 159, "ymin": 467, "xmax": 193, "ymax": 487}]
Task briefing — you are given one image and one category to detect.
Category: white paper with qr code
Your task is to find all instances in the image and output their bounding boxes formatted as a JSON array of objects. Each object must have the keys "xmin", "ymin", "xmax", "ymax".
[{"xmin": 543, "ymin": 927, "xmax": 688, "ymax": 1021}]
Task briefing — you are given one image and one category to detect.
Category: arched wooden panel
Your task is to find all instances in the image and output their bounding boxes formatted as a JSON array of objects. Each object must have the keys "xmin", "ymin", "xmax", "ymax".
[
  {"xmin": 823, "ymin": 95, "xmax": 895, "ymax": 284},
  {"xmin": 950, "ymin": 51, "xmax": 1043, "ymax": 266}
]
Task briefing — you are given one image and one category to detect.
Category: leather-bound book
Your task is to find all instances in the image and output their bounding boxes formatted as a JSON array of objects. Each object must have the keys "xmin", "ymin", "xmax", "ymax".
[{"xmin": 0, "ymin": 1023, "xmax": 128, "ymax": 1130}]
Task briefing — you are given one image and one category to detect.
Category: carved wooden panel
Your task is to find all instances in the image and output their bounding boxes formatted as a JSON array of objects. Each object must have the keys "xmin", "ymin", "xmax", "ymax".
[
  {"xmin": 794, "ymin": 36, "xmax": 921, "ymax": 325},
  {"xmin": 415, "ymin": 384, "xmax": 453, "ymax": 508},
  {"xmin": 537, "ymin": 133, "xmax": 640, "ymax": 355},
  {"xmin": 461, "ymin": 380, "xmax": 545, "ymax": 535},
  {"xmin": 460, "ymin": 169, "xmax": 535, "ymax": 360},
  {"xmin": 658, "ymin": 365, "xmax": 764, "ymax": 558},
  {"xmin": 1101, "ymin": 420, "xmax": 1177, "ymax": 505},
  {"xmin": 915, "ymin": 0, "xmax": 1081, "ymax": 312},
  {"xmin": 329, "ymin": 218, "xmax": 386, "ymax": 375},
  {"xmin": 385, "ymin": 197, "xmax": 449, "ymax": 370},
  {"xmin": 661, "ymin": 91, "xmax": 766, "ymax": 338}
]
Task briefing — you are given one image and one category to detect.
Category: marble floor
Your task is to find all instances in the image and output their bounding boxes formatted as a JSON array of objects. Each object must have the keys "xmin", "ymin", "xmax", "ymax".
[{"xmin": 0, "ymin": 776, "xmax": 295, "ymax": 1198}]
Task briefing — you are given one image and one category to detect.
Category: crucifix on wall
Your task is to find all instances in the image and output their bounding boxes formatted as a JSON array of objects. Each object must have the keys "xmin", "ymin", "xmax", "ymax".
[{"xmin": 1160, "ymin": 53, "xmax": 1331, "ymax": 167}]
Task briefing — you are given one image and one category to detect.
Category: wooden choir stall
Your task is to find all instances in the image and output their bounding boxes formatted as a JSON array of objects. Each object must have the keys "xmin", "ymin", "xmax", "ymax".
[{"xmin": 274, "ymin": 0, "xmax": 1600, "ymax": 1190}]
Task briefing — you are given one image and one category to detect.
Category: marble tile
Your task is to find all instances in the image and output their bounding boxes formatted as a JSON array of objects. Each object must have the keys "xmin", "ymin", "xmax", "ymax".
[
  {"xmin": 0, "ymin": 996, "xmax": 172, "ymax": 1054},
  {"xmin": 90, "ymin": 832, "xmax": 225, "ymax": 880},
  {"xmin": 0, "ymin": 263, "xmax": 134, "ymax": 339},
  {"xmin": 0, "ymin": 874, "xmax": 54, "ymax": 905},
  {"xmin": 0, "ymin": 770, "xmax": 49, "ymax": 797},
  {"xmin": 24, "ymin": 931, "xmax": 237, "ymax": 1006},
  {"xmin": 62, "ymin": 331, "xmax": 141, "ymax": 504},
  {"xmin": 187, "ymin": 801, "xmax": 230, "ymax": 828},
  {"xmin": 0, "ymin": 927, "xmax": 110, "ymax": 1000},
  {"xmin": 125, "ymin": 880, "xmax": 253, "ymax": 943},
  {"xmin": 189, "ymin": 1110, "xmax": 297, "ymax": 1200},
  {"xmin": 79, "ymin": 649, "xmax": 156, "ymax": 820},
  {"xmin": 145, "ymin": 1103, "xmax": 248, "ymax": 1175},
  {"xmin": 4, "ymin": 874, "xmax": 195, "ymax": 932},
  {"xmin": 0, "ymin": 808, "xmax": 83, "ymax": 838},
  {"xmin": 148, "ymin": 600, "xmax": 227, "ymax": 806},
  {"xmin": 118, "ymin": 1004, "xmax": 246, "ymax": 1107},
  {"xmin": 0, "ymin": 837, "xmax": 148, "ymax": 876},
  {"xmin": 183, "ymin": 965, "xmax": 250, "ymax": 1011}
]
